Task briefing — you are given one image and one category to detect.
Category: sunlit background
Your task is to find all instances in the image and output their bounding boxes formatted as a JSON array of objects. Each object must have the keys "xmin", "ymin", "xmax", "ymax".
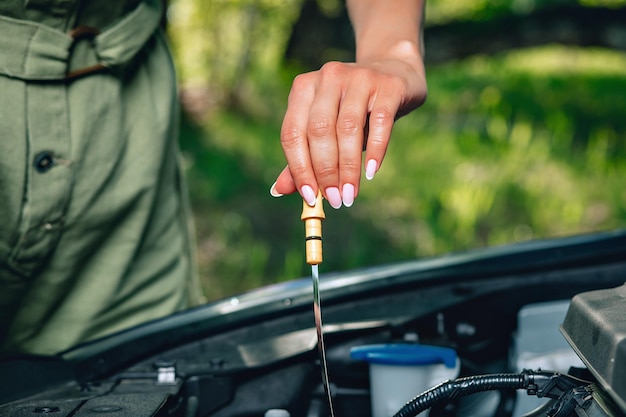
[{"xmin": 164, "ymin": 0, "xmax": 626, "ymax": 301}]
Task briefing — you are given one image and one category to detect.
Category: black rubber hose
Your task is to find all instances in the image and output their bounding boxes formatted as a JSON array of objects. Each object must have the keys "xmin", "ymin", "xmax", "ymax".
[{"xmin": 393, "ymin": 373, "xmax": 528, "ymax": 417}]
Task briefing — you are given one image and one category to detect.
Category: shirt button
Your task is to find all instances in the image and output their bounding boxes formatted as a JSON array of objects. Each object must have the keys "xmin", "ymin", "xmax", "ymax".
[{"xmin": 34, "ymin": 152, "xmax": 55, "ymax": 173}]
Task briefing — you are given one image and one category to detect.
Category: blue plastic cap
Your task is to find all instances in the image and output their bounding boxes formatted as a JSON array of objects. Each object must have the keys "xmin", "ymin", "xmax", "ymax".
[{"xmin": 350, "ymin": 344, "xmax": 458, "ymax": 368}]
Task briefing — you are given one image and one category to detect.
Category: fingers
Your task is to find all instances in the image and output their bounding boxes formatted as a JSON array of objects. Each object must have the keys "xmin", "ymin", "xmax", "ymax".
[
  {"xmin": 363, "ymin": 88, "xmax": 402, "ymax": 181},
  {"xmin": 275, "ymin": 62, "xmax": 407, "ymax": 208},
  {"xmin": 279, "ymin": 71, "xmax": 318, "ymax": 206},
  {"xmin": 307, "ymin": 64, "xmax": 342, "ymax": 208},
  {"xmin": 335, "ymin": 76, "xmax": 370, "ymax": 207}
]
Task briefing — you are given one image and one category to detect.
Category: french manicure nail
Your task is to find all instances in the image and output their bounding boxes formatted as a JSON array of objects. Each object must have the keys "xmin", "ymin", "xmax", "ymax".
[
  {"xmin": 301, "ymin": 185, "xmax": 317, "ymax": 206},
  {"xmin": 365, "ymin": 159, "xmax": 377, "ymax": 180},
  {"xmin": 325, "ymin": 187, "xmax": 342, "ymax": 209},
  {"xmin": 269, "ymin": 182, "xmax": 283, "ymax": 197},
  {"xmin": 342, "ymin": 183, "xmax": 355, "ymax": 207}
]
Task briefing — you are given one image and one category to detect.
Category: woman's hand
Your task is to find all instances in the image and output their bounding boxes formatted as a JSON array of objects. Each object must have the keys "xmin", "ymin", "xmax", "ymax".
[{"xmin": 271, "ymin": 0, "xmax": 427, "ymax": 209}]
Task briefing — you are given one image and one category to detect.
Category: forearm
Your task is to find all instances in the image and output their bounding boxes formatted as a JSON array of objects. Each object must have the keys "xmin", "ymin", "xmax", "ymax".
[{"xmin": 347, "ymin": 0, "xmax": 425, "ymax": 69}]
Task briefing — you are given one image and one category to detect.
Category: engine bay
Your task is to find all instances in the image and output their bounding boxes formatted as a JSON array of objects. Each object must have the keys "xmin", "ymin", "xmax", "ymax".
[{"xmin": 1, "ymin": 231, "xmax": 625, "ymax": 417}]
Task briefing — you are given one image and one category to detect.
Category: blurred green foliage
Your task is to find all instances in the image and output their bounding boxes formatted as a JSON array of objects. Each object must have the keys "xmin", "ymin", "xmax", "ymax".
[
  {"xmin": 168, "ymin": 0, "xmax": 303, "ymax": 117},
  {"xmin": 424, "ymin": 0, "xmax": 626, "ymax": 23},
  {"xmin": 168, "ymin": 0, "xmax": 626, "ymax": 301}
]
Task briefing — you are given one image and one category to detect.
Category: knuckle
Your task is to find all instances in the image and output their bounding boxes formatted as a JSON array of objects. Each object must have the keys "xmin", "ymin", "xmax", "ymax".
[
  {"xmin": 307, "ymin": 117, "xmax": 333, "ymax": 139},
  {"xmin": 367, "ymin": 134, "xmax": 386, "ymax": 148},
  {"xmin": 290, "ymin": 72, "xmax": 311, "ymax": 91},
  {"xmin": 336, "ymin": 113, "xmax": 362, "ymax": 136},
  {"xmin": 315, "ymin": 162, "xmax": 338, "ymax": 179},
  {"xmin": 280, "ymin": 125, "xmax": 305, "ymax": 149},
  {"xmin": 339, "ymin": 156, "xmax": 360, "ymax": 173},
  {"xmin": 287, "ymin": 73, "xmax": 314, "ymax": 103},
  {"xmin": 370, "ymin": 105, "xmax": 396, "ymax": 125},
  {"xmin": 319, "ymin": 61, "xmax": 345, "ymax": 78},
  {"xmin": 289, "ymin": 163, "xmax": 308, "ymax": 179}
]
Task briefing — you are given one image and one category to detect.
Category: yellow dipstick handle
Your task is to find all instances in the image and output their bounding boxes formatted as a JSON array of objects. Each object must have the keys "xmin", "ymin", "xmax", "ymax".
[{"xmin": 301, "ymin": 190, "xmax": 325, "ymax": 265}]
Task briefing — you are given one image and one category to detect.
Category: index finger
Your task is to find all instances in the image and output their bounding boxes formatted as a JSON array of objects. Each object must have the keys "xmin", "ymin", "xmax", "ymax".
[{"xmin": 280, "ymin": 73, "xmax": 318, "ymax": 205}]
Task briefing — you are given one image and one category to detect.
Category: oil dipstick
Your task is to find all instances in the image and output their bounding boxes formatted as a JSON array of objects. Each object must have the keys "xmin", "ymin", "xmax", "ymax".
[
  {"xmin": 301, "ymin": 189, "xmax": 325, "ymax": 265},
  {"xmin": 301, "ymin": 189, "xmax": 335, "ymax": 417}
]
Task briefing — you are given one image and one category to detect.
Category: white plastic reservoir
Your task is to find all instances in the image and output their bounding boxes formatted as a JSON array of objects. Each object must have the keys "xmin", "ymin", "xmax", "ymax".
[{"xmin": 351, "ymin": 344, "xmax": 460, "ymax": 417}]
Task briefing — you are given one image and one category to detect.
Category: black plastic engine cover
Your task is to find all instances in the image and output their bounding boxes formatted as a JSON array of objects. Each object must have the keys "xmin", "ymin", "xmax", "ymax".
[{"xmin": 561, "ymin": 283, "xmax": 626, "ymax": 414}]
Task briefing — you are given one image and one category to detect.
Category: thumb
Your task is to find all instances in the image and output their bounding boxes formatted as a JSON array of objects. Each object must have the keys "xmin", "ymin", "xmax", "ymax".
[{"xmin": 270, "ymin": 166, "xmax": 298, "ymax": 196}]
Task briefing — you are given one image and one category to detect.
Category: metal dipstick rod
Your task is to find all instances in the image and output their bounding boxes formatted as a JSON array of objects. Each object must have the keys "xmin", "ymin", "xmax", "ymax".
[{"xmin": 301, "ymin": 190, "xmax": 335, "ymax": 417}]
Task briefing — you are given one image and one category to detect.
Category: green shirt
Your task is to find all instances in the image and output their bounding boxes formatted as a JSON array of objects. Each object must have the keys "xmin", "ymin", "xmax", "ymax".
[{"xmin": 0, "ymin": 0, "xmax": 204, "ymax": 356}]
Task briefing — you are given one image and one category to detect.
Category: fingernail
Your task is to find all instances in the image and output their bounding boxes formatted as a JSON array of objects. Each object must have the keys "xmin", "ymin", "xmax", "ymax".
[
  {"xmin": 365, "ymin": 159, "xmax": 377, "ymax": 180},
  {"xmin": 342, "ymin": 183, "xmax": 355, "ymax": 207},
  {"xmin": 301, "ymin": 185, "xmax": 317, "ymax": 206},
  {"xmin": 269, "ymin": 182, "xmax": 283, "ymax": 197},
  {"xmin": 325, "ymin": 187, "xmax": 342, "ymax": 209}
]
